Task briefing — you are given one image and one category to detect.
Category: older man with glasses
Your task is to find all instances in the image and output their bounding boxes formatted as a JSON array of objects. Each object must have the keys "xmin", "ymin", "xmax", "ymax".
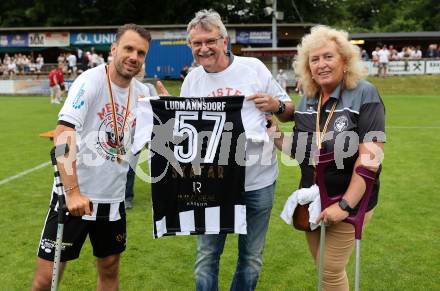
[{"xmin": 157, "ymin": 9, "xmax": 294, "ymax": 291}]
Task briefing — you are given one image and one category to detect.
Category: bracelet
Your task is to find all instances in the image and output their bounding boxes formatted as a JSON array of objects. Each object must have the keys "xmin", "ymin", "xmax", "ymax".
[{"xmin": 64, "ymin": 184, "xmax": 79, "ymax": 193}]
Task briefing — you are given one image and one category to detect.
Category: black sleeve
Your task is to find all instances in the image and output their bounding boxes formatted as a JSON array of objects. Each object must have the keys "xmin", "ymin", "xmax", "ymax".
[
  {"xmin": 358, "ymin": 101, "xmax": 386, "ymax": 143},
  {"xmin": 57, "ymin": 120, "xmax": 75, "ymax": 129}
]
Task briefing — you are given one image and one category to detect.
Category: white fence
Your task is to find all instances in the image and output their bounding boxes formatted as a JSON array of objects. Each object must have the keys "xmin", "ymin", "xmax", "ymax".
[
  {"xmin": 0, "ymin": 79, "xmax": 76, "ymax": 95},
  {"xmin": 269, "ymin": 59, "xmax": 440, "ymax": 90},
  {"xmin": 0, "ymin": 79, "xmax": 49, "ymax": 95}
]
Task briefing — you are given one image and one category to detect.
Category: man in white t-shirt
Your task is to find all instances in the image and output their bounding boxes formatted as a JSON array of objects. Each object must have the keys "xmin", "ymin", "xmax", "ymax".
[
  {"xmin": 66, "ymin": 52, "xmax": 77, "ymax": 77},
  {"xmin": 378, "ymin": 45, "xmax": 390, "ymax": 78},
  {"xmin": 411, "ymin": 45, "xmax": 422, "ymax": 59},
  {"xmin": 36, "ymin": 54, "xmax": 44, "ymax": 72},
  {"xmin": 371, "ymin": 46, "xmax": 380, "ymax": 76},
  {"xmin": 32, "ymin": 24, "xmax": 152, "ymax": 291},
  {"xmin": 159, "ymin": 9, "xmax": 294, "ymax": 291}
]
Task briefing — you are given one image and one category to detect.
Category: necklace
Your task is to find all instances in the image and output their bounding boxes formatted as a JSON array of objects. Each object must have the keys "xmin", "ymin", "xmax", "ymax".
[
  {"xmin": 105, "ymin": 65, "xmax": 131, "ymax": 163},
  {"xmin": 315, "ymin": 93, "xmax": 337, "ymax": 150},
  {"xmin": 313, "ymin": 83, "xmax": 344, "ymax": 182}
]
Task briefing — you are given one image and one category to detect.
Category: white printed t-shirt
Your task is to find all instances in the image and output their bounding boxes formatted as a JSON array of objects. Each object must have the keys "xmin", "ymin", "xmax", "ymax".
[
  {"xmin": 56, "ymin": 64, "xmax": 151, "ymax": 203},
  {"xmin": 181, "ymin": 55, "xmax": 290, "ymax": 191}
]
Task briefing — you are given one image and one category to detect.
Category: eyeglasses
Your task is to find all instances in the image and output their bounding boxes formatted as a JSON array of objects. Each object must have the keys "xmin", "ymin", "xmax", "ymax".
[{"xmin": 189, "ymin": 36, "xmax": 223, "ymax": 48}]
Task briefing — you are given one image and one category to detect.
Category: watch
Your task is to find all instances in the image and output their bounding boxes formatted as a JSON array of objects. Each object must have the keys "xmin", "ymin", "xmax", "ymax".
[
  {"xmin": 276, "ymin": 100, "xmax": 286, "ymax": 114},
  {"xmin": 338, "ymin": 198, "xmax": 355, "ymax": 214}
]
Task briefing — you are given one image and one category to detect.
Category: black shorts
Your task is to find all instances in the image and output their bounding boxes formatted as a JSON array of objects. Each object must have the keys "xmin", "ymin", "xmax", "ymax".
[{"xmin": 37, "ymin": 204, "xmax": 126, "ymax": 262}]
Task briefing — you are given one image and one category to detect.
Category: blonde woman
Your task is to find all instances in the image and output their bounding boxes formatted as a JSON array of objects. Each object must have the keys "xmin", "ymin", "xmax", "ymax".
[{"xmin": 273, "ymin": 25, "xmax": 385, "ymax": 291}]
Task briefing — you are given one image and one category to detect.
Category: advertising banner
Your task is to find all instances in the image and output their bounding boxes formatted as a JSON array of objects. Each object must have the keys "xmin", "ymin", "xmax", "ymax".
[
  {"xmin": 151, "ymin": 30, "xmax": 187, "ymax": 40},
  {"xmin": 70, "ymin": 32, "xmax": 116, "ymax": 45},
  {"xmin": 365, "ymin": 60, "xmax": 438, "ymax": 76},
  {"xmin": 0, "ymin": 80, "xmax": 50, "ymax": 95},
  {"xmin": 387, "ymin": 61, "xmax": 425, "ymax": 75},
  {"xmin": 0, "ymin": 34, "xmax": 28, "ymax": 47},
  {"xmin": 29, "ymin": 32, "xmax": 69, "ymax": 47},
  {"xmin": 425, "ymin": 60, "xmax": 440, "ymax": 74},
  {"xmin": 150, "ymin": 29, "xmax": 236, "ymax": 43},
  {"xmin": 0, "ymin": 80, "xmax": 14, "ymax": 94},
  {"xmin": 236, "ymin": 30, "xmax": 272, "ymax": 44}
]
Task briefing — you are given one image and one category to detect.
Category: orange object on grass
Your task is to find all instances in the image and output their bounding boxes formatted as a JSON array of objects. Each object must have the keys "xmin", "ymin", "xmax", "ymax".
[{"xmin": 39, "ymin": 130, "xmax": 55, "ymax": 140}]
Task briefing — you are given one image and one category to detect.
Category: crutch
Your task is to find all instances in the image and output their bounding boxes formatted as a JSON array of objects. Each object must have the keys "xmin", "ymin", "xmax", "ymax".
[
  {"xmin": 50, "ymin": 144, "xmax": 69, "ymax": 291},
  {"xmin": 315, "ymin": 149, "xmax": 376, "ymax": 291}
]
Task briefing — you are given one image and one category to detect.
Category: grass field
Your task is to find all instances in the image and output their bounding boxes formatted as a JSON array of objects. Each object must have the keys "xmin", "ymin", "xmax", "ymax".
[{"xmin": 0, "ymin": 76, "xmax": 439, "ymax": 290}]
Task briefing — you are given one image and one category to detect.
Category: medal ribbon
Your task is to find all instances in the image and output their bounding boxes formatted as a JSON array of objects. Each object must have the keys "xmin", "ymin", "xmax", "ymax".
[
  {"xmin": 313, "ymin": 83, "xmax": 343, "ymax": 182},
  {"xmin": 315, "ymin": 94, "xmax": 337, "ymax": 150},
  {"xmin": 105, "ymin": 65, "xmax": 131, "ymax": 153}
]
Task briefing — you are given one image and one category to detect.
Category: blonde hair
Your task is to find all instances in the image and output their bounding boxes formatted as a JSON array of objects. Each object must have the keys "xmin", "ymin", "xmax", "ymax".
[
  {"xmin": 296, "ymin": 25, "xmax": 366, "ymax": 97},
  {"xmin": 187, "ymin": 9, "xmax": 228, "ymax": 40}
]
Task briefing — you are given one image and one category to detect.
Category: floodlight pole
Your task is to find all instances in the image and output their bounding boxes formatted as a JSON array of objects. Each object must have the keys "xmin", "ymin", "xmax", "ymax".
[{"xmin": 272, "ymin": 0, "xmax": 278, "ymax": 76}]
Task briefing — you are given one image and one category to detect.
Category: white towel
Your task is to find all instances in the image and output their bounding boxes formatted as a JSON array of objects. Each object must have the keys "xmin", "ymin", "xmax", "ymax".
[
  {"xmin": 241, "ymin": 99, "xmax": 269, "ymax": 143},
  {"xmin": 280, "ymin": 184, "xmax": 322, "ymax": 231}
]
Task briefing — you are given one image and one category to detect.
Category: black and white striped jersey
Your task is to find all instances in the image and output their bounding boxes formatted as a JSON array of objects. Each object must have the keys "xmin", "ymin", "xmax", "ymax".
[
  {"xmin": 136, "ymin": 96, "xmax": 249, "ymax": 238},
  {"xmin": 49, "ymin": 191, "xmax": 125, "ymax": 221}
]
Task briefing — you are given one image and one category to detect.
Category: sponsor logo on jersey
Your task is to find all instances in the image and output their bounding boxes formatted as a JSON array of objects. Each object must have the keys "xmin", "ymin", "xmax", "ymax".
[
  {"xmin": 208, "ymin": 87, "xmax": 242, "ymax": 97},
  {"xmin": 115, "ymin": 232, "xmax": 127, "ymax": 243},
  {"xmin": 72, "ymin": 83, "xmax": 86, "ymax": 109},
  {"xmin": 96, "ymin": 103, "xmax": 135, "ymax": 162}
]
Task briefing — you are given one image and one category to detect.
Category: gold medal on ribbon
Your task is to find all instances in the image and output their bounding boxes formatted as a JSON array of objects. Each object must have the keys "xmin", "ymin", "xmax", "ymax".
[
  {"xmin": 313, "ymin": 83, "xmax": 343, "ymax": 181},
  {"xmin": 105, "ymin": 65, "xmax": 131, "ymax": 164},
  {"xmin": 116, "ymin": 145, "xmax": 127, "ymax": 164}
]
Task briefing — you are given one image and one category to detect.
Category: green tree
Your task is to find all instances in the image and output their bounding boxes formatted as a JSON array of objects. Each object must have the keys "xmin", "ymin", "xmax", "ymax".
[
  {"xmin": 0, "ymin": 0, "xmax": 438, "ymax": 32},
  {"xmin": 406, "ymin": 0, "xmax": 440, "ymax": 31}
]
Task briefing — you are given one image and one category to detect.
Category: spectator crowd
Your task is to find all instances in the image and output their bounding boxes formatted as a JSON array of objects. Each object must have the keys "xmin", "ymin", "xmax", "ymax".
[
  {"xmin": 358, "ymin": 43, "xmax": 440, "ymax": 77},
  {"xmin": 0, "ymin": 46, "xmax": 109, "ymax": 79},
  {"xmin": 0, "ymin": 53, "xmax": 45, "ymax": 77},
  {"xmin": 0, "ymin": 43, "xmax": 440, "ymax": 80},
  {"xmin": 361, "ymin": 43, "xmax": 440, "ymax": 62}
]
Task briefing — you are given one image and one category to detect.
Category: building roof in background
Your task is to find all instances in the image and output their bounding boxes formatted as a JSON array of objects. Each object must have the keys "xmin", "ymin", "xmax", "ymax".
[{"xmin": 350, "ymin": 31, "xmax": 440, "ymax": 40}]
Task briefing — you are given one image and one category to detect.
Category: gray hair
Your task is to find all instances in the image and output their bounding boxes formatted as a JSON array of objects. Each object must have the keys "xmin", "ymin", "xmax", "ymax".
[{"xmin": 187, "ymin": 9, "xmax": 228, "ymax": 39}]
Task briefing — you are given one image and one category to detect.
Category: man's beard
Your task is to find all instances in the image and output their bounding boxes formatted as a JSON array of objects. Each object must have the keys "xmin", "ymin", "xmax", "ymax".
[{"xmin": 115, "ymin": 60, "xmax": 140, "ymax": 79}]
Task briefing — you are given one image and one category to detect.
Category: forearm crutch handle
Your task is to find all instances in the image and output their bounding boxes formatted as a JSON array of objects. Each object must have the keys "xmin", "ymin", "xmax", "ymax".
[
  {"xmin": 50, "ymin": 144, "xmax": 70, "ymax": 166},
  {"xmin": 50, "ymin": 144, "xmax": 70, "ymax": 214},
  {"xmin": 345, "ymin": 166, "xmax": 376, "ymax": 239},
  {"xmin": 315, "ymin": 149, "xmax": 377, "ymax": 237},
  {"xmin": 315, "ymin": 150, "xmax": 343, "ymax": 210},
  {"xmin": 50, "ymin": 144, "xmax": 69, "ymax": 291}
]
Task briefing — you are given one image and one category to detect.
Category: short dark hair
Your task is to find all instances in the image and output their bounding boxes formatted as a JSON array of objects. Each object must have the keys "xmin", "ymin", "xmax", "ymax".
[{"xmin": 115, "ymin": 24, "xmax": 151, "ymax": 43}]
